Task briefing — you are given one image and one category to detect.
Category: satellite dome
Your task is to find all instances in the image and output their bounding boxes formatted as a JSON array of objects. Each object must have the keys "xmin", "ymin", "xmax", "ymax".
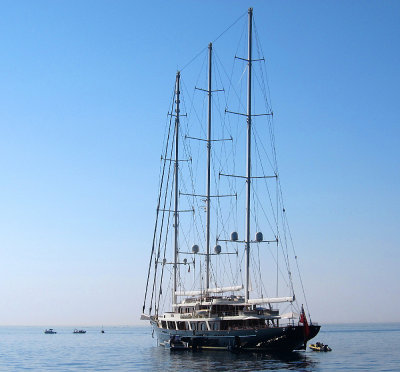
[
  {"xmin": 231, "ymin": 231, "xmax": 238, "ymax": 241},
  {"xmin": 214, "ymin": 245, "xmax": 221, "ymax": 254}
]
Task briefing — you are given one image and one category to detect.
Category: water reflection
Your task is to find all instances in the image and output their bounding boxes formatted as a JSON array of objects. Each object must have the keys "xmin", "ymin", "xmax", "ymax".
[{"xmin": 150, "ymin": 347, "xmax": 319, "ymax": 371}]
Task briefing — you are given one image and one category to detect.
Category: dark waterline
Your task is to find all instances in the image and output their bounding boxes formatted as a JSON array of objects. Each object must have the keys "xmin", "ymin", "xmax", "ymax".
[{"xmin": 0, "ymin": 323, "xmax": 399, "ymax": 371}]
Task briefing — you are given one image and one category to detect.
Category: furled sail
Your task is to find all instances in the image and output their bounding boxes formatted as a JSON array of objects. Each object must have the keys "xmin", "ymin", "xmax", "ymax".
[
  {"xmin": 175, "ymin": 285, "xmax": 244, "ymax": 297},
  {"xmin": 247, "ymin": 296, "xmax": 294, "ymax": 305}
]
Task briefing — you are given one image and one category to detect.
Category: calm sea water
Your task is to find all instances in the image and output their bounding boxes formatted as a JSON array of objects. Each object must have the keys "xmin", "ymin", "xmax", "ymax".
[{"xmin": 0, "ymin": 323, "xmax": 399, "ymax": 371}]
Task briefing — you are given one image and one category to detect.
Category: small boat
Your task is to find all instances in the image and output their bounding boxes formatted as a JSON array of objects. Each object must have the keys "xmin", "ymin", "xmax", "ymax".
[
  {"xmin": 44, "ymin": 329, "xmax": 57, "ymax": 334},
  {"xmin": 73, "ymin": 329, "xmax": 86, "ymax": 334},
  {"xmin": 165, "ymin": 335, "xmax": 189, "ymax": 351},
  {"xmin": 309, "ymin": 342, "xmax": 332, "ymax": 352}
]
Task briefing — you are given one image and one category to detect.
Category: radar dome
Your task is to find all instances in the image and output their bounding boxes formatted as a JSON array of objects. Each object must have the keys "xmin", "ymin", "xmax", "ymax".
[{"xmin": 231, "ymin": 231, "xmax": 238, "ymax": 241}]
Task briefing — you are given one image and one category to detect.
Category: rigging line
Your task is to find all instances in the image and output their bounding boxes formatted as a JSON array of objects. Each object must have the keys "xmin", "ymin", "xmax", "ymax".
[
  {"xmin": 253, "ymin": 132, "xmax": 279, "ymax": 228},
  {"xmin": 143, "ymin": 87, "xmax": 176, "ymax": 313},
  {"xmin": 213, "ymin": 51, "xmax": 238, "ymax": 181},
  {"xmin": 182, "ymin": 69, "xmax": 208, "ymax": 140},
  {"xmin": 213, "ymin": 160, "xmax": 240, "ymax": 290},
  {"xmin": 153, "ymin": 115, "xmax": 177, "ymax": 311},
  {"xmin": 276, "ymin": 190, "xmax": 295, "ymax": 283},
  {"xmin": 214, "ymin": 174, "xmax": 238, "ymax": 287},
  {"xmin": 251, "ymin": 34, "xmax": 270, "ymax": 111},
  {"xmin": 246, "ymin": 38, "xmax": 277, "ymax": 175},
  {"xmin": 152, "ymin": 134, "xmax": 175, "ymax": 314},
  {"xmin": 214, "ymin": 49, "xmax": 247, "ymax": 116},
  {"xmin": 216, "ymin": 94, "xmax": 238, "ymax": 205},
  {"xmin": 248, "ymin": 204, "xmax": 291, "ymax": 291},
  {"xmin": 263, "ymin": 239, "xmax": 291, "ymax": 290},
  {"xmin": 276, "ymin": 178, "xmax": 297, "ymax": 291},
  {"xmin": 276, "ymin": 240, "xmax": 279, "ymax": 297},
  {"xmin": 253, "ymin": 122, "xmax": 275, "ymax": 174},
  {"xmin": 276, "ymin": 188, "xmax": 293, "ymax": 295},
  {"xmin": 236, "ymin": 241, "xmax": 245, "ymax": 288},
  {"xmin": 180, "ymin": 10, "xmax": 247, "ymax": 72},
  {"xmin": 254, "ymin": 67, "xmax": 272, "ymax": 116},
  {"xmin": 253, "ymin": 57, "xmax": 271, "ymax": 111},
  {"xmin": 216, "ymin": 180, "xmax": 245, "ymax": 243},
  {"xmin": 250, "ymin": 176, "xmax": 275, "ymax": 236},
  {"xmin": 156, "ymin": 184, "xmax": 174, "ymax": 315},
  {"xmin": 283, "ymin": 208, "xmax": 311, "ymax": 318},
  {"xmin": 271, "ymin": 199, "xmax": 293, "ymax": 292},
  {"xmin": 180, "ymin": 91, "xmax": 206, "ymax": 244},
  {"xmin": 219, "ymin": 252, "xmax": 235, "ymax": 290},
  {"xmin": 225, "ymin": 241, "xmax": 238, "ymax": 288},
  {"xmin": 158, "ymin": 267, "xmax": 173, "ymax": 315},
  {"xmin": 224, "ymin": 17, "xmax": 246, "ymax": 107},
  {"xmin": 257, "ymin": 244, "xmax": 269, "ymax": 299},
  {"xmin": 254, "ymin": 20, "xmax": 273, "ymax": 110},
  {"xmin": 212, "ymin": 10, "xmax": 247, "ymax": 45},
  {"xmin": 178, "ymin": 176, "xmax": 201, "ymax": 253},
  {"xmin": 250, "ymin": 246, "xmax": 271, "ymax": 299},
  {"xmin": 160, "ymin": 84, "xmax": 180, "ymax": 164},
  {"xmin": 179, "ymin": 154, "xmax": 205, "ymax": 245},
  {"xmin": 217, "ymin": 186, "xmax": 243, "ymax": 283},
  {"xmin": 252, "ymin": 15, "xmax": 273, "ymax": 110},
  {"xmin": 249, "ymin": 248, "xmax": 261, "ymax": 296}
]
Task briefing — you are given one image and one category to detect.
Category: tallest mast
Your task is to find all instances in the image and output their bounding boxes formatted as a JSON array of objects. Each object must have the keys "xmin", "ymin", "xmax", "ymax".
[
  {"xmin": 173, "ymin": 71, "xmax": 181, "ymax": 307},
  {"xmin": 205, "ymin": 43, "xmax": 212, "ymax": 291},
  {"xmin": 245, "ymin": 7, "xmax": 253, "ymax": 303}
]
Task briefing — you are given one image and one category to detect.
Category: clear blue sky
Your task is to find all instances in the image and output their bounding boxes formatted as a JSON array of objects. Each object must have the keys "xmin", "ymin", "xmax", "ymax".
[{"xmin": 0, "ymin": 0, "xmax": 399, "ymax": 325}]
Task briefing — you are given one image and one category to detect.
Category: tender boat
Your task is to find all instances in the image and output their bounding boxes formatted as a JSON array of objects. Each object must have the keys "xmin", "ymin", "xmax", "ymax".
[
  {"xmin": 44, "ymin": 329, "xmax": 57, "ymax": 334},
  {"xmin": 309, "ymin": 342, "xmax": 332, "ymax": 352},
  {"xmin": 165, "ymin": 335, "xmax": 190, "ymax": 351},
  {"xmin": 73, "ymin": 329, "xmax": 86, "ymax": 334},
  {"xmin": 141, "ymin": 7, "xmax": 320, "ymax": 352}
]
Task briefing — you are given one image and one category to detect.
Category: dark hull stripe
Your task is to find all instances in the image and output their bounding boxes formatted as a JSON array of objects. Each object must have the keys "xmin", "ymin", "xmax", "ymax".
[{"xmin": 152, "ymin": 322, "xmax": 320, "ymax": 352}]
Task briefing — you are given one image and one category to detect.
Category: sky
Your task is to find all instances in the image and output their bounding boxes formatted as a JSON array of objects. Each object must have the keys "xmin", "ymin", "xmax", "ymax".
[{"xmin": 0, "ymin": 0, "xmax": 399, "ymax": 326}]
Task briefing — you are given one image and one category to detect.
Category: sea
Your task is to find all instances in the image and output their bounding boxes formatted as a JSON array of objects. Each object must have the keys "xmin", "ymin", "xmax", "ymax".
[{"xmin": 0, "ymin": 323, "xmax": 399, "ymax": 371}]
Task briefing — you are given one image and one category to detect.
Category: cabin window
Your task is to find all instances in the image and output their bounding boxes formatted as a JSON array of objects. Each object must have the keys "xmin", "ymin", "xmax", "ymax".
[
  {"xmin": 161, "ymin": 321, "xmax": 167, "ymax": 329},
  {"xmin": 167, "ymin": 321, "xmax": 175, "ymax": 330},
  {"xmin": 209, "ymin": 322, "xmax": 219, "ymax": 331},
  {"xmin": 200, "ymin": 322, "xmax": 206, "ymax": 331},
  {"xmin": 177, "ymin": 321, "xmax": 186, "ymax": 330}
]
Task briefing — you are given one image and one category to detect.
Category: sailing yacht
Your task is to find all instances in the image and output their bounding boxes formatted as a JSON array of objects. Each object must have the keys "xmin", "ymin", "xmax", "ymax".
[{"xmin": 141, "ymin": 8, "xmax": 320, "ymax": 352}]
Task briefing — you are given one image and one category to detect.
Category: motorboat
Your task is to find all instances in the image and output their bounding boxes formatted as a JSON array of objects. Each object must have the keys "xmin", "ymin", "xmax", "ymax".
[
  {"xmin": 44, "ymin": 329, "xmax": 57, "ymax": 334},
  {"xmin": 73, "ymin": 329, "xmax": 86, "ymax": 334},
  {"xmin": 309, "ymin": 342, "xmax": 332, "ymax": 352},
  {"xmin": 165, "ymin": 335, "xmax": 189, "ymax": 351}
]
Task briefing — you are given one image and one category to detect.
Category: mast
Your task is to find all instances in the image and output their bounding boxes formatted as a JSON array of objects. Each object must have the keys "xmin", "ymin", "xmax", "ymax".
[
  {"xmin": 245, "ymin": 7, "xmax": 253, "ymax": 302},
  {"xmin": 173, "ymin": 71, "xmax": 181, "ymax": 306},
  {"xmin": 206, "ymin": 43, "xmax": 212, "ymax": 291}
]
